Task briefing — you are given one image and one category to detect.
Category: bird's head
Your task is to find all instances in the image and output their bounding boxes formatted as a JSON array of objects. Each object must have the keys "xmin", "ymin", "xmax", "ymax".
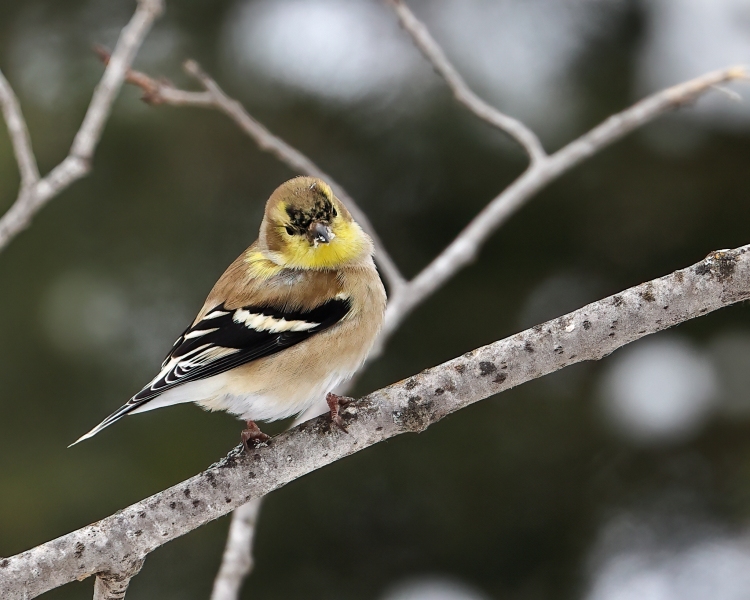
[{"xmin": 258, "ymin": 177, "xmax": 373, "ymax": 270}]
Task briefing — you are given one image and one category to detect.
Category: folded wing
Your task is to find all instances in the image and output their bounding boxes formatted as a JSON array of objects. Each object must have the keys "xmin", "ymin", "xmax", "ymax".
[{"xmin": 71, "ymin": 296, "xmax": 351, "ymax": 445}]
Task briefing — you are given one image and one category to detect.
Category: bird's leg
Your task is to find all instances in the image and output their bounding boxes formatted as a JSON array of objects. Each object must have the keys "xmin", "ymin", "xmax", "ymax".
[
  {"xmin": 241, "ymin": 420, "xmax": 270, "ymax": 451},
  {"xmin": 326, "ymin": 392, "xmax": 353, "ymax": 432}
]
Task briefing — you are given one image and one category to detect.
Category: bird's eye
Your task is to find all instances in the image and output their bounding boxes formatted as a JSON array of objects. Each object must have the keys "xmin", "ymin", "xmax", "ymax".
[
  {"xmin": 332, "ymin": 208, "xmax": 337, "ymax": 217},
  {"xmin": 285, "ymin": 226, "xmax": 295, "ymax": 236}
]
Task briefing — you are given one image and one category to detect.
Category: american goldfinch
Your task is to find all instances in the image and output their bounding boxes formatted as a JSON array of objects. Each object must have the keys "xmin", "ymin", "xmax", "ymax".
[{"xmin": 72, "ymin": 176, "xmax": 387, "ymax": 449}]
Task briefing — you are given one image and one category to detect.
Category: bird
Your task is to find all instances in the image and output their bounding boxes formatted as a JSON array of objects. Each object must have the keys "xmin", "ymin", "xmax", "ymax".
[{"xmin": 71, "ymin": 176, "xmax": 387, "ymax": 450}]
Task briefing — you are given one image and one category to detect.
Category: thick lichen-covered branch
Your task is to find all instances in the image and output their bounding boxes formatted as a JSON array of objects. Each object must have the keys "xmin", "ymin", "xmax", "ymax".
[{"xmin": 2, "ymin": 243, "xmax": 750, "ymax": 600}]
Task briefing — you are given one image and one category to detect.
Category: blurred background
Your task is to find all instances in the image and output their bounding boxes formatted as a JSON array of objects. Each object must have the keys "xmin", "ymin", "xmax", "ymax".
[{"xmin": 2, "ymin": 0, "xmax": 750, "ymax": 598}]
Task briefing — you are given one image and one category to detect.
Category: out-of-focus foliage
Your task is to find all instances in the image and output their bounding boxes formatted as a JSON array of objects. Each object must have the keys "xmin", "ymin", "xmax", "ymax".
[{"xmin": 2, "ymin": 1, "xmax": 750, "ymax": 599}]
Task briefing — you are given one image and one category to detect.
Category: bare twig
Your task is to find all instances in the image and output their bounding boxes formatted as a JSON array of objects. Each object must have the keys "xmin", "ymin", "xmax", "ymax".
[
  {"xmin": 0, "ymin": 70, "xmax": 39, "ymax": 189},
  {"xmin": 387, "ymin": 0, "xmax": 547, "ymax": 163},
  {"xmin": 377, "ymin": 2, "xmax": 749, "ymax": 341},
  {"xmin": 98, "ymin": 54, "xmax": 405, "ymax": 292},
  {"xmin": 379, "ymin": 65, "xmax": 748, "ymax": 340},
  {"xmin": 0, "ymin": 0, "xmax": 743, "ymax": 596},
  {"xmin": 3, "ymin": 244, "xmax": 750, "ymax": 599},
  {"xmin": 0, "ymin": 0, "xmax": 164, "ymax": 254},
  {"xmin": 209, "ymin": 400, "xmax": 326, "ymax": 599},
  {"xmin": 93, "ymin": 45, "xmax": 214, "ymax": 107},
  {"xmin": 210, "ymin": 499, "xmax": 261, "ymax": 600}
]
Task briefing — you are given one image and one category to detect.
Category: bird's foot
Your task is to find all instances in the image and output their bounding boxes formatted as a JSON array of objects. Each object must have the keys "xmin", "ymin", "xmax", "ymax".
[
  {"xmin": 326, "ymin": 392, "xmax": 353, "ymax": 432},
  {"xmin": 241, "ymin": 420, "xmax": 270, "ymax": 451}
]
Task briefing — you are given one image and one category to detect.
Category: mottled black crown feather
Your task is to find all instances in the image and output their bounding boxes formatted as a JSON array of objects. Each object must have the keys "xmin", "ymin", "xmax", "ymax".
[{"xmin": 285, "ymin": 190, "xmax": 335, "ymax": 233}]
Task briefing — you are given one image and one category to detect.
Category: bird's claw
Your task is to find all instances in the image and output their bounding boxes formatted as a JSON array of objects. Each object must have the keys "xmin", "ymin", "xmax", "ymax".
[
  {"xmin": 241, "ymin": 420, "xmax": 270, "ymax": 452},
  {"xmin": 331, "ymin": 413, "xmax": 348, "ymax": 433},
  {"xmin": 326, "ymin": 392, "xmax": 353, "ymax": 433}
]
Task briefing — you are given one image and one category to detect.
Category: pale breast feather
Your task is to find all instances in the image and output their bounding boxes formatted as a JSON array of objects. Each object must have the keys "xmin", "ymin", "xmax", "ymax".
[{"xmin": 133, "ymin": 296, "xmax": 351, "ymax": 405}]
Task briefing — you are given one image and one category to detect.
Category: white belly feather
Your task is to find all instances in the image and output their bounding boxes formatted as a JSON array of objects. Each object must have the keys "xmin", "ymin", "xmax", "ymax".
[{"xmin": 128, "ymin": 368, "xmax": 352, "ymax": 422}]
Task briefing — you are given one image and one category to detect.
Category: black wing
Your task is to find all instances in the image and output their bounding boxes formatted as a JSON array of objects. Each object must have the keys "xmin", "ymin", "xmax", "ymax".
[
  {"xmin": 70, "ymin": 296, "xmax": 352, "ymax": 445},
  {"xmin": 131, "ymin": 296, "xmax": 352, "ymax": 404},
  {"xmin": 70, "ymin": 296, "xmax": 351, "ymax": 445}
]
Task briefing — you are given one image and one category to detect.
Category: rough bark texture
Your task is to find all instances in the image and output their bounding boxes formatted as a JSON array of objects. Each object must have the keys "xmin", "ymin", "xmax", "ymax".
[{"xmin": 2, "ymin": 244, "xmax": 749, "ymax": 599}]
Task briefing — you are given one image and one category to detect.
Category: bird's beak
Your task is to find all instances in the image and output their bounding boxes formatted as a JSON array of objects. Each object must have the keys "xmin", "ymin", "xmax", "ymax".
[{"xmin": 308, "ymin": 221, "xmax": 334, "ymax": 246}]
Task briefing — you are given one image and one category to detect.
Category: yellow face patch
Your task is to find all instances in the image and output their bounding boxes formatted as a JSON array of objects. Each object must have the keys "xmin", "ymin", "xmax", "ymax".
[
  {"xmin": 259, "ymin": 177, "xmax": 371, "ymax": 271},
  {"xmin": 276, "ymin": 219, "xmax": 369, "ymax": 269}
]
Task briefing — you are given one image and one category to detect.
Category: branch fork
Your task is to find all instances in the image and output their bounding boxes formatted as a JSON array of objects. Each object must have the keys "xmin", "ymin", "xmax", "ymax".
[{"xmin": 0, "ymin": 0, "xmax": 165, "ymax": 253}]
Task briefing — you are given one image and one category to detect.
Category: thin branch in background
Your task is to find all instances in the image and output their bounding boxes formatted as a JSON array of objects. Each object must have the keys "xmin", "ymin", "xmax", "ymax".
[
  {"xmin": 3, "ymin": 244, "xmax": 750, "ymax": 600},
  {"xmin": 209, "ymin": 399, "xmax": 326, "ymax": 600},
  {"xmin": 0, "ymin": 0, "xmax": 164, "ymax": 254},
  {"xmin": 0, "ymin": 71, "xmax": 39, "ymax": 189},
  {"xmin": 378, "ymin": 64, "xmax": 749, "ymax": 339},
  {"xmin": 210, "ymin": 499, "xmax": 261, "ymax": 600},
  {"xmin": 711, "ymin": 84, "xmax": 743, "ymax": 102},
  {"xmin": 1, "ymin": 1, "xmax": 163, "ymax": 593},
  {"xmin": 93, "ymin": 45, "xmax": 215, "ymax": 107},
  {"xmin": 387, "ymin": 0, "xmax": 547, "ymax": 163},
  {"xmin": 95, "ymin": 51, "xmax": 405, "ymax": 292}
]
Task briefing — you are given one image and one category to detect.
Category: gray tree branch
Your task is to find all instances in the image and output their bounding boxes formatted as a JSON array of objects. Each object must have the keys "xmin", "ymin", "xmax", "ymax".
[
  {"xmin": 378, "ymin": 0, "xmax": 748, "ymax": 341},
  {"xmin": 0, "ymin": 71, "xmax": 39, "ymax": 189},
  {"xmin": 0, "ymin": 0, "xmax": 164, "ymax": 254},
  {"xmin": 2, "ymin": 243, "xmax": 750, "ymax": 599},
  {"xmin": 386, "ymin": 0, "xmax": 547, "ymax": 163},
  {"xmin": 379, "ymin": 65, "xmax": 748, "ymax": 342},
  {"xmin": 2, "ymin": 2, "xmax": 745, "ymax": 597},
  {"xmin": 210, "ymin": 498, "xmax": 261, "ymax": 600}
]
